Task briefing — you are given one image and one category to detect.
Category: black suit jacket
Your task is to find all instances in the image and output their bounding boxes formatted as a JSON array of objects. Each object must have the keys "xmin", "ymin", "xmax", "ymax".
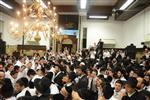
[
  {"xmin": 75, "ymin": 75, "xmax": 88, "ymax": 90},
  {"xmin": 122, "ymin": 91, "xmax": 146, "ymax": 100},
  {"xmin": 54, "ymin": 71, "xmax": 65, "ymax": 89},
  {"xmin": 130, "ymin": 91, "xmax": 146, "ymax": 100}
]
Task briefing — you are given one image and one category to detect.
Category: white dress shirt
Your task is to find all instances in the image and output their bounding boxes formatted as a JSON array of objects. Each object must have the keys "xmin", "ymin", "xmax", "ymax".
[
  {"xmin": 50, "ymin": 83, "xmax": 59, "ymax": 95},
  {"xmin": 15, "ymin": 60, "xmax": 23, "ymax": 67},
  {"xmin": 16, "ymin": 87, "xmax": 34, "ymax": 99},
  {"xmin": 16, "ymin": 87, "xmax": 29, "ymax": 99}
]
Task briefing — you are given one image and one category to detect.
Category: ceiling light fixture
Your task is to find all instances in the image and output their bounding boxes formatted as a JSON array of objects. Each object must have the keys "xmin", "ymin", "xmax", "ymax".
[
  {"xmin": 80, "ymin": 0, "xmax": 87, "ymax": 9},
  {"xmin": 0, "ymin": 0, "xmax": 13, "ymax": 9},
  {"xmin": 119, "ymin": 0, "xmax": 134, "ymax": 10},
  {"xmin": 9, "ymin": 0, "xmax": 60, "ymax": 44},
  {"xmin": 89, "ymin": 15, "xmax": 108, "ymax": 19}
]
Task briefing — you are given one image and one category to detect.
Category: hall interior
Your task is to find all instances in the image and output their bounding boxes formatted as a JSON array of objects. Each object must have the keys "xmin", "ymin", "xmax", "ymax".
[{"xmin": 0, "ymin": 0, "xmax": 150, "ymax": 56}]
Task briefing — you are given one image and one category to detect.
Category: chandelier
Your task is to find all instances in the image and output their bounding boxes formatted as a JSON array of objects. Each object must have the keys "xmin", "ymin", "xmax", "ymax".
[{"xmin": 10, "ymin": 0, "xmax": 60, "ymax": 43}]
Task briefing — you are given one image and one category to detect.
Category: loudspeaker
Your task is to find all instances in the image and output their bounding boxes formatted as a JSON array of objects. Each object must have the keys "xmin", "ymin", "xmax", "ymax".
[{"xmin": 82, "ymin": 27, "xmax": 87, "ymax": 48}]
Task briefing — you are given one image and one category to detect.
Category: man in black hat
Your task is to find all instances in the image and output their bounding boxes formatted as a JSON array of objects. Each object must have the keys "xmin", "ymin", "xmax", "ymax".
[
  {"xmin": 96, "ymin": 39, "xmax": 103, "ymax": 59},
  {"xmin": 34, "ymin": 77, "xmax": 51, "ymax": 99},
  {"xmin": 122, "ymin": 77, "xmax": 146, "ymax": 100},
  {"xmin": 125, "ymin": 44, "xmax": 136, "ymax": 59}
]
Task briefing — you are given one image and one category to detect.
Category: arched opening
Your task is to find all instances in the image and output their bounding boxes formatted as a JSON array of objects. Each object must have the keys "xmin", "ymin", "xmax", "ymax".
[{"xmin": 62, "ymin": 38, "xmax": 73, "ymax": 53}]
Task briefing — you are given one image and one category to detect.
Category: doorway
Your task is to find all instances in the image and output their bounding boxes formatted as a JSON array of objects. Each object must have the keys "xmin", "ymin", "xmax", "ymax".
[{"xmin": 62, "ymin": 44, "xmax": 72, "ymax": 54}]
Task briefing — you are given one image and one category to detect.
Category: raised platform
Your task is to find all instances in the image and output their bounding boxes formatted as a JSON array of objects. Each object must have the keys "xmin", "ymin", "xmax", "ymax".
[{"xmin": 17, "ymin": 45, "xmax": 46, "ymax": 51}]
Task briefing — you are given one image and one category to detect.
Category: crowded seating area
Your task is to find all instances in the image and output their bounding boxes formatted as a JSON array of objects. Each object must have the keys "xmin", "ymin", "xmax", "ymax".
[
  {"xmin": 0, "ymin": 45, "xmax": 150, "ymax": 100},
  {"xmin": 1, "ymin": 0, "xmax": 150, "ymax": 100}
]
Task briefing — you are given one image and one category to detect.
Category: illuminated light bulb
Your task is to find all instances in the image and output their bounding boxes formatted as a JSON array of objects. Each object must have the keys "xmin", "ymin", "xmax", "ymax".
[
  {"xmin": 51, "ymin": 34, "xmax": 54, "ymax": 38},
  {"xmin": 54, "ymin": 13, "xmax": 57, "ymax": 16},
  {"xmin": 30, "ymin": 8, "xmax": 32, "ymax": 12},
  {"xmin": 48, "ymin": 1, "xmax": 51, "ymax": 5},
  {"xmin": 23, "ymin": 8, "xmax": 27, "ymax": 12},
  {"xmin": 17, "ymin": 11, "xmax": 20, "ymax": 16},
  {"xmin": 49, "ymin": 10, "xmax": 52, "ymax": 13},
  {"xmin": 53, "ymin": 19, "xmax": 56, "ymax": 22},
  {"xmin": 15, "ymin": 30, "xmax": 19, "ymax": 34},
  {"xmin": 39, "ymin": 7, "xmax": 43, "ymax": 10},
  {"xmin": 53, "ymin": 7, "xmax": 56, "ymax": 10},
  {"xmin": 23, "ymin": 17, "xmax": 26, "ymax": 20}
]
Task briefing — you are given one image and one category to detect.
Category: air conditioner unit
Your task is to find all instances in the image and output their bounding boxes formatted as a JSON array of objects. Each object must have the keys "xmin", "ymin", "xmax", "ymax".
[
  {"xmin": 143, "ymin": 33, "xmax": 150, "ymax": 47},
  {"xmin": 144, "ymin": 33, "xmax": 150, "ymax": 42}
]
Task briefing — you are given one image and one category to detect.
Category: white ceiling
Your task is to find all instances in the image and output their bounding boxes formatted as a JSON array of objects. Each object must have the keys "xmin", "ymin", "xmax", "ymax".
[
  {"xmin": 89, "ymin": 0, "xmax": 118, "ymax": 6},
  {"xmin": 15, "ymin": 0, "xmax": 118, "ymax": 6},
  {"xmin": 51, "ymin": 0, "xmax": 118, "ymax": 6}
]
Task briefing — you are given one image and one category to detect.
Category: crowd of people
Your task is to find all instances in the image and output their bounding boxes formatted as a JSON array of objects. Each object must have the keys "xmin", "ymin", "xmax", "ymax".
[{"xmin": 0, "ymin": 45, "xmax": 150, "ymax": 100}]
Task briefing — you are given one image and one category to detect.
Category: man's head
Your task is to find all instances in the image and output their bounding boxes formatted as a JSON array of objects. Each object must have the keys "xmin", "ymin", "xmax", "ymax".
[
  {"xmin": 15, "ymin": 77, "xmax": 28, "ymax": 93},
  {"xmin": 129, "ymin": 70, "xmax": 138, "ymax": 78},
  {"xmin": 54, "ymin": 64, "xmax": 62, "ymax": 73},
  {"xmin": 117, "ymin": 70, "xmax": 122, "ymax": 79},
  {"xmin": 6, "ymin": 64, "xmax": 14, "ymax": 72},
  {"xmin": 34, "ymin": 77, "xmax": 50, "ymax": 95},
  {"xmin": 0, "ymin": 70, "xmax": 5, "ymax": 80},
  {"xmin": 0, "ymin": 78, "xmax": 14, "ymax": 99},
  {"xmin": 125, "ymin": 77, "xmax": 137, "ymax": 94},
  {"xmin": 96, "ymin": 75, "xmax": 104, "ymax": 87},
  {"xmin": 137, "ymin": 77, "xmax": 146, "ymax": 90},
  {"xmin": 115, "ymin": 80, "xmax": 123, "ymax": 92},
  {"xmin": 14, "ymin": 65, "xmax": 20, "ymax": 73},
  {"xmin": 10, "ymin": 70, "xmax": 18, "ymax": 79},
  {"xmin": 91, "ymin": 69, "xmax": 98, "ymax": 78},
  {"xmin": 62, "ymin": 72, "xmax": 75, "ymax": 83},
  {"xmin": 76, "ymin": 65, "xmax": 87, "ymax": 76},
  {"xmin": 39, "ymin": 57, "xmax": 46, "ymax": 64},
  {"xmin": 144, "ymin": 75, "xmax": 150, "ymax": 85},
  {"xmin": 19, "ymin": 56, "xmax": 24, "ymax": 63},
  {"xmin": 27, "ymin": 69, "xmax": 36, "ymax": 79},
  {"xmin": 26, "ymin": 62, "xmax": 32, "ymax": 69},
  {"xmin": 102, "ymin": 83, "xmax": 114, "ymax": 99}
]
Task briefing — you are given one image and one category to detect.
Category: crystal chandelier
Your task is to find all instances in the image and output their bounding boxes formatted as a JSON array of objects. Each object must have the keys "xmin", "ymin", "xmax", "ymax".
[{"xmin": 10, "ymin": 0, "xmax": 59, "ymax": 43}]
